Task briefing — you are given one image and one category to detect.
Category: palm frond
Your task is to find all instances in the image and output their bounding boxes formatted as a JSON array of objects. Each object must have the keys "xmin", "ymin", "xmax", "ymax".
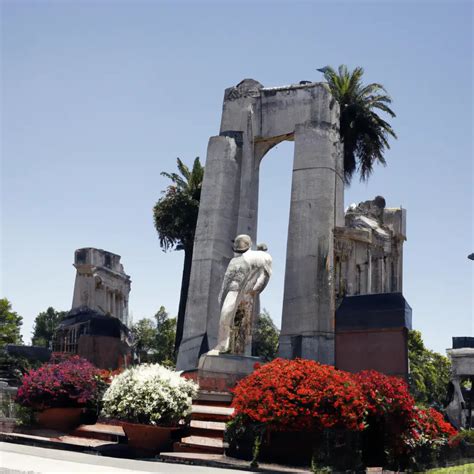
[
  {"xmin": 320, "ymin": 64, "xmax": 397, "ymax": 183},
  {"xmin": 176, "ymin": 158, "xmax": 191, "ymax": 182}
]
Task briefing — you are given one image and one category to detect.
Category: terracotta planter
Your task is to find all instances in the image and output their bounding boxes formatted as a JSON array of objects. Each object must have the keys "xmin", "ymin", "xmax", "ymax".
[
  {"xmin": 122, "ymin": 422, "xmax": 179, "ymax": 454},
  {"xmin": 36, "ymin": 407, "xmax": 83, "ymax": 431}
]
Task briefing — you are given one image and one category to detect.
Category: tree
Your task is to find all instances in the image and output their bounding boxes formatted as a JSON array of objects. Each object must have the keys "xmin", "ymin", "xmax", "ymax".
[
  {"xmin": 153, "ymin": 157, "xmax": 204, "ymax": 353},
  {"xmin": 408, "ymin": 330, "xmax": 451, "ymax": 408},
  {"xmin": 31, "ymin": 307, "xmax": 67, "ymax": 347},
  {"xmin": 130, "ymin": 307, "xmax": 177, "ymax": 366},
  {"xmin": 131, "ymin": 318, "xmax": 158, "ymax": 363},
  {"xmin": 318, "ymin": 65, "xmax": 397, "ymax": 184},
  {"xmin": 0, "ymin": 298, "xmax": 23, "ymax": 347},
  {"xmin": 154, "ymin": 306, "xmax": 177, "ymax": 367},
  {"xmin": 252, "ymin": 309, "xmax": 279, "ymax": 361}
]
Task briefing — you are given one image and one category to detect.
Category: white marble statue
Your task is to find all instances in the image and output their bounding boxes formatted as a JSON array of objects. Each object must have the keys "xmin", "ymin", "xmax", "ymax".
[{"xmin": 210, "ymin": 234, "xmax": 272, "ymax": 355}]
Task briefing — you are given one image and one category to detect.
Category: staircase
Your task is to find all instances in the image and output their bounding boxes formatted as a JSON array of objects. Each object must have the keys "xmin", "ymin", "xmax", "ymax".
[
  {"xmin": 173, "ymin": 390, "xmax": 234, "ymax": 455},
  {"xmin": 71, "ymin": 422, "xmax": 126, "ymax": 443}
]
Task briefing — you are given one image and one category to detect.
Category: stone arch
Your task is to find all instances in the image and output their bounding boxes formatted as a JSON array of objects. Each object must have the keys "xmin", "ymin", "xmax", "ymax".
[{"xmin": 176, "ymin": 79, "xmax": 344, "ymax": 371}]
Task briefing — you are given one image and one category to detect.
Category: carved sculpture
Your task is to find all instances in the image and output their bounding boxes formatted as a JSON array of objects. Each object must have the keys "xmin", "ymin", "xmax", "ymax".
[
  {"xmin": 210, "ymin": 235, "xmax": 272, "ymax": 355},
  {"xmin": 445, "ymin": 346, "xmax": 474, "ymax": 429}
]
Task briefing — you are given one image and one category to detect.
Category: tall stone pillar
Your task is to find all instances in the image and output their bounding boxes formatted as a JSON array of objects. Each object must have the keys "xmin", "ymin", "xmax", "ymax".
[
  {"xmin": 176, "ymin": 135, "xmax": 242, "ymax": 370},
  {"xmin": 279, "ymin": 123, "xmax": 344, "ymax": 365}
]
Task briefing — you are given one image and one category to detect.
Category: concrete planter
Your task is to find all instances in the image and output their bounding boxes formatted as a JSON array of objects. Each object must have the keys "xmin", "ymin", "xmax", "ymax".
[
  {"xmin": 35, "ymin": 407, "xmax": 83, "ymax": 431},
  {"xmin": 122, "ymin": 422, "xmax": 179, "ymax": 455}
]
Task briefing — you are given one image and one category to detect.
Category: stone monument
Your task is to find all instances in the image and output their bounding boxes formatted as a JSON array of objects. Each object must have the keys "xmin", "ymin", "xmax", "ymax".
[
  {"xmin": 198, "ymin": 235, "xmax": 271, "ymax": 391},
  {"xmin": 71, "ymin": 248, "xmax": 131, "ymax": 325},
  {"xmin": 176, "ymin": 80, "xmax": 410, "ymax": 375},
  {"xmin": 334, "ymin": 196, "xmax": 406, "ymax": 301},
  {"xmin": 53, "ymin": 248, "xmax": 132, "ymax": 369},
  {"xmin": 177, "ymin": 79, "xmax": 343, "ymax": 371},
  {"xmin": 333, "ymin": 197, "xmax": 411, "ymax": 378},
  {"xmin": 445, "ymin": 337, "xmax": 474, "ymax": 429}
]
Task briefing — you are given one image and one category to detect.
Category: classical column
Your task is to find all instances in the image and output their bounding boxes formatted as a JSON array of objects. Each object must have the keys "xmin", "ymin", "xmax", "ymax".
[
  {"xmin": 367, "ymin": 249, "xmax": 372, "ymax": 294},
  {"xmin": 111, "ymin": 292, "xmax": 116, "ymax": 318},
  {"xmin": 176, "ymin": 135, "xmax": 242, "ymax": 371},
  {"xmin": 279, "ymin": 122, "xmax": 344, "ymax": 365}
]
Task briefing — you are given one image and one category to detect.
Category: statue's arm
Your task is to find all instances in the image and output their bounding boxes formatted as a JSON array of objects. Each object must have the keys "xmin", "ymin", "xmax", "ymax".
[{"xmin": 252, "ymin": 257, "xmax": 272, "ymax": 294}]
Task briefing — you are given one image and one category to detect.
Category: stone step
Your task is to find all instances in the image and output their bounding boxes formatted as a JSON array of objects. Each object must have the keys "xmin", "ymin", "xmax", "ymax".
[
  {"xmin": 189, "ymin": 420, "xmax": 226, "ymax": 439},
  {"xmin": 172, "ymin": 442, "xmax": 223, "ymax": 455},
  {"xmin": 160, "ymin": 451, "xmax": 312, "ymax": 473},
  {"xmin": 190, "ymin": 420, "xmax": 226, "ymax": 431},
  {"xmin": 194, "ymin": 390, "xmax": 233, "ymax": 406},
  {"xmin": 0, "ymin": 430, "xmax": 117, "ymax": 452},
  {"xmin": 172, "ymin": 440, "xmax": 224, "ymax": 455},
  {"xmin": 182, "ymin": 435, "xmax": 224, "ymax": 448},
  {"xmin": 71, "ymin": 423, "xmax": 126, "ymax": 442},
  {"xmin": 190, "ymin": 404, "xmax": 234, "ymax": 422}
]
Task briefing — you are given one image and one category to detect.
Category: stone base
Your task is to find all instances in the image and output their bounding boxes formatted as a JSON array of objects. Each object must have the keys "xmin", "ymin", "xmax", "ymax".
[
  {"xmin": 197, "ymin": 353, "xmax": 262, "ymax": 392},
  {"xmin": 335, "ymin": 293, "xmax": 412, "ymax": 379},
  {"xmin": 278, "ymin": 334, "xmax": 335, "ymax": 365}
]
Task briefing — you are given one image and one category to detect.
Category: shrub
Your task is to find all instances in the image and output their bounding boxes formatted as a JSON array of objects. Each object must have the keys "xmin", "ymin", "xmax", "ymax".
[
  {"xmin": 355, "ymin": 370, "xmax": 455, "ymax": 455},
  {"xmin": 231, "ymin": 362, "xmax": 457, "ymax": 470},
  {"xmin": 15, "ymin": 355, "xmax": 102, "ymax": 410},
  {"xmin": 232, "ymin": 358, "xmax": 367, "ymax": 432},
  {"xmin": 101, "ymin": 363, "xmax": 198, "ymax": 425}
]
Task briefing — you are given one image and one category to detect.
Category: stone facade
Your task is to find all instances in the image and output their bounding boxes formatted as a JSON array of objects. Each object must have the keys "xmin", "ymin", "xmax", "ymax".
[
  {"xmin": 334, "ymin": 196, "xmax": 406, "ymax": 303},
  {"xmin": 72, "ymin": 248, "xmax": 131, "ymax": 326}
]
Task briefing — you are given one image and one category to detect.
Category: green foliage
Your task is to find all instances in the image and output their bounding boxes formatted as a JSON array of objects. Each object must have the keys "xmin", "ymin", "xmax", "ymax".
[
  {"xmin": 252, "ymin": 309, "xmax": 279, "ymax": 361},
  {"xmin": 31, "ymin": 306, "xmax": 67, "ymax": 347},
  {"xmin": 0, "ymin": 352, "xmax": 39, "ymax": 385},
  {"xmin": 154, "ymin": 306, "xmax": 177, "ymax": 367},
  {"xmin": 131, "ymin": 306, "xmax": 177, "ymax": 367},
  {"xmin": 450, "ymin": 429, "xmax": 474, "ymax": 445},
  {"xmin": 408, "ymin": 330, "xmax": 451, "ymax": 408},
  {"xmin": 131, "ymin": 318, "xmax": 157, "ymax": 362},
  {"xmin": 12, "ymin": 404, "xmax": 35, "ymax": 426},
  {"xmin": 0, "ymin": 298, "xmax": 23, "ymax": 347},
  {"xmin": 319, "ymin": 65, "xmax": 397, "ymax": 184},
  {"xmin": 153, "ymin": 157, "xmax": 204, "ymax": 252}
]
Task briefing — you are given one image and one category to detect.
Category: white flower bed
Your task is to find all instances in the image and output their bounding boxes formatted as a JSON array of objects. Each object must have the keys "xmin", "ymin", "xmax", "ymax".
[{"xmin": 102, "ymin": 364, "xmax": 198, "ymax": 425}]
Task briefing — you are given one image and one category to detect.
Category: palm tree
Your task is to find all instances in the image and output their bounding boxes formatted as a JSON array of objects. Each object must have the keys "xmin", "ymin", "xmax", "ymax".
[
  {"xmin": 318, "ymin": 65, "xmax": 397, "ymax": 184},
  {"xmin": 153, "ymin": 157, "xmax": 204, "ymax": 353}
]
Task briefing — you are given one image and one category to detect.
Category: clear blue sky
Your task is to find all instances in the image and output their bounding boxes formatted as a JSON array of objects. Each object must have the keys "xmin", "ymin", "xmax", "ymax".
[{"xmin": 1, "ymin": 0, "xmax": 472, "ymax": 355}]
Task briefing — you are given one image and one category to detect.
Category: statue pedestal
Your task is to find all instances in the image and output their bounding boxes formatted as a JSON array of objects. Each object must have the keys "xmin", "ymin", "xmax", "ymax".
[{"xmin": 197, "ymin": 352, "xmax": 262, "ymax": 392}]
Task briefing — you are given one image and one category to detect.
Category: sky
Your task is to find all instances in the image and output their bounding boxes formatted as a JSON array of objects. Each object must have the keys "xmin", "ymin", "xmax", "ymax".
[{"xmin": 1, "ymin": 0, "xmax": 472, "ymax": 355}]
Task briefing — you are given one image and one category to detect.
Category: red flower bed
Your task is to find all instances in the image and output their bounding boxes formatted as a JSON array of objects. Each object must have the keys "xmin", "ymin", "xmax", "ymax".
[
  {"xmin": 232, "ymin": 358, "xmax": 367, "ymax": 432},
  {"xmin": 231, "ymin": 360, "xmax": 456, "ymax": 459},
  {"xmin": 16, "ymin": 355, "xmax": 103, "ymax": 410},
  {"xmin": 354, "ymin": 370, "xmax": 455, "ymax": 453},
  {"xmin": 405, "ymin": 407, "xmax": 457, "ymax": 449},
  {"xmin": 354, "ymin": 370, "xmax": 414, "ymax": 418}
]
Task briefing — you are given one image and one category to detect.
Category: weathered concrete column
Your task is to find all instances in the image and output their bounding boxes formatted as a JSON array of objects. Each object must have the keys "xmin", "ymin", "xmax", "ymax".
[
  {"xmin": 279, "ymin": 123, "xmax": 343, "ymax": 365},
  {"xmin": 176, "ymin": 135, "xmax": 242, "ymax": 371}
]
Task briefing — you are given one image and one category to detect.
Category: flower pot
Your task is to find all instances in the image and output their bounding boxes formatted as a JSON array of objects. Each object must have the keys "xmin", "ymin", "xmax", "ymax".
[
  {"xmin": 122, "ymin": 422, "xmax": 179, "ymax": 455},
  {"xmin": 36, "ymin": 407, "xmax": 83, "ymax": 431}
]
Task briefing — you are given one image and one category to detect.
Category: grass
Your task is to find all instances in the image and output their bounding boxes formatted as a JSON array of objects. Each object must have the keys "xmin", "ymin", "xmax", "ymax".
[{"xmin": 427, "ymin": 464, "xmax": 474, "ymax": 473}]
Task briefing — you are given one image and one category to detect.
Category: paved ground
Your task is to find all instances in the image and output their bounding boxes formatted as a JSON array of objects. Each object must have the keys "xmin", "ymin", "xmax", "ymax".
[{"xmin": 0, "ymin": 442, "xmax": 255, "ymax": 474}]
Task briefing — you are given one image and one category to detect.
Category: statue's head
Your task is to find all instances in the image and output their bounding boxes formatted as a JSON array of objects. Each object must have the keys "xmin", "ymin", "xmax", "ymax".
[{"xmin": 233, "ymin": 234, "xmax": 252, "ymax": 253}]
